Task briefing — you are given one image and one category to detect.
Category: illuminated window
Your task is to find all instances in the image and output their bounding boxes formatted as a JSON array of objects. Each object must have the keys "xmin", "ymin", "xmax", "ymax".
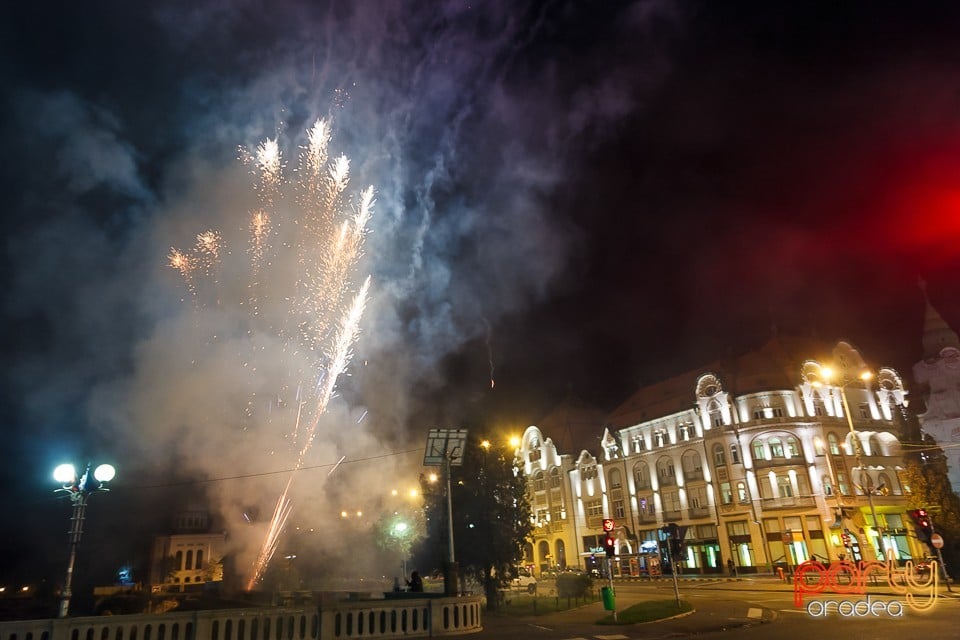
[
  {"xmin": 837, "ymin": 472, "xmax": 849, "ymax": 495},
  {"xmin": 730, "ymin": 444, "xmax": 741, "ymax": 464},
  {"xmin": 777, "ymin": 475, "xmax": 793, "ymax": 498},
  {"xmin": 785, "ymin": 437, "xmax": 799, "ymax": 458},
  {"xmin": 752, "ymin": 440, "xmax": 765, "ymax": 460},
  {"xmin": 827, "ymin": 433, "xmax": 840, "ymax": 455},
  {"xmin": 822, "ymin": 475, "xmax": 833, "ymax": 496},
  {"xmin": 769, "ymin": 438, "xmax": 784, "ymax": 458},
  {"xmin": 634, "ymin": 463, "xmax": 651, "ymax": 489},
  {"xmin": 549, "ymin": 467, "xmax": 561, "ymax": 488},
  {"xmin": 713, "ymin": 444, "xmax": 726, "ymax": 466},
  {"xmin": 737, "ymin": 482, "xmax": 748, "ymax": 503},
  {"xmin": 720, "ymin": 482, "xmax": 733, "ymax": 504}
]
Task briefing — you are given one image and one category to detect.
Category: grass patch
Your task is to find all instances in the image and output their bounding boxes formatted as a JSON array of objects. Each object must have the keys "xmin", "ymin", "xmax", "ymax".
[
  {"xmin": 496, "ymin": 592, "xmax": 599, "ymax": 616},
  {"xmin": 597, "ymin": 599, "xmax": 693, "ymax": 624}
]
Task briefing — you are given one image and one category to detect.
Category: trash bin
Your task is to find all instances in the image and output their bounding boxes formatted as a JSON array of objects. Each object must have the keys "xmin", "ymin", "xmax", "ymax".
[{"xmin": 601, "ymin": 586, "xmax": 615, "ymax": 611}]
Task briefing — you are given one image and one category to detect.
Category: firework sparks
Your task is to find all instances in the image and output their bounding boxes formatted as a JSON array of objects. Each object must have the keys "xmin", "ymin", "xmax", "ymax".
[{"xmin": 169, "ymin": 117, "xmax": 375, "ymax": 590}]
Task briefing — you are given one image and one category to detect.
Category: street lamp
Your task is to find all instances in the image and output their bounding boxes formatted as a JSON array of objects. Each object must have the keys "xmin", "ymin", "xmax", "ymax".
[
  {"xmin": 53, "ymin": 462, "xmax": 116, "ymax": 618},
  {"xmin": 821, "ymin": 367, "xmax": 886, "ymax": 560}
]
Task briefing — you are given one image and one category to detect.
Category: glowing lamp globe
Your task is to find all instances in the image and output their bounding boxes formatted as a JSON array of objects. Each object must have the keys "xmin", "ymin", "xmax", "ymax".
[
  {"xmin": 53, "ymin": 464, "xmax": 76, "ymax": 484},
  {"xmin": 94, "ymin": 464, "xmax": 116, "ymax": 483}
]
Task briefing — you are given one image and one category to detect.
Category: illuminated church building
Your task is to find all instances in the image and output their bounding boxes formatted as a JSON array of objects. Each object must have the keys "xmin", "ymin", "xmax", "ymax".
[
  {"xmin": 517, "ymin": 336, "xmax": 927, "ymax": 576},
  {"xmin": 912, "ymin": 290, "xmax": 960, "ymax": 494}
]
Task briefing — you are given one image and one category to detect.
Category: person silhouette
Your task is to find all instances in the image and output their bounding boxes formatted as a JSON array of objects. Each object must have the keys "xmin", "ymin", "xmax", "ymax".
[{"xmin": 407, "ymin": 570, "xmax": 423, "ymax": 592}]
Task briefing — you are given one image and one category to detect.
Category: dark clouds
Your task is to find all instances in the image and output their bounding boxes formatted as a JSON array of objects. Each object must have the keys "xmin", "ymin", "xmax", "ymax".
[{"xmin": 3, "ymin": 0, "xmax": 960, "ymax": 583}]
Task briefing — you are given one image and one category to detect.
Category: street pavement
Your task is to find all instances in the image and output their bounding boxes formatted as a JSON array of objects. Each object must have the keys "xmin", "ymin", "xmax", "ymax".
[{"xmin": 477, "ymin": 575, "xmax": 960, "ymax": 639}]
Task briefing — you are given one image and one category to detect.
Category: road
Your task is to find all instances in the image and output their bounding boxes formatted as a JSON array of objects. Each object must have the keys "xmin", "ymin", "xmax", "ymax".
[{"xmin": 478, "ymin": 577, "xmax": 960, "ymax": 640}]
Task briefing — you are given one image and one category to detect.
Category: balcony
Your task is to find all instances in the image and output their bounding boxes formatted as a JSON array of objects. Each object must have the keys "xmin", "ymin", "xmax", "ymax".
[
  {"xmin": 637, "ymin": 511, "xmax": 658, "ymax": 523},
  {"xmin": 658, "ymin": 475, "xmax": 677, "ymax": 487},
  {"xmin": 751, "ymin": 456, "xmax": 805, "ymax": 470},
  {"xmin": 688, "ymin": 506, "xmax": 711, "ymax": 519},
  {"xmin": 683, "ymin": 468, "xmax": 704, "ymax": 482},
  {"xmin": 760, "ymin": 495, "xmax": 815, "ymax": 510}
]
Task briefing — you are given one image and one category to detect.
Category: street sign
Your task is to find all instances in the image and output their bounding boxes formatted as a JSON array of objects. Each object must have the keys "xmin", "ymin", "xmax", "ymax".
[
  {"xmin": 423, "ymin": 428, "xmax": 468, "ymax": 466},
  {"xmin": 931, "ymin": 533, "xmax": 944, "ymax": 549}
]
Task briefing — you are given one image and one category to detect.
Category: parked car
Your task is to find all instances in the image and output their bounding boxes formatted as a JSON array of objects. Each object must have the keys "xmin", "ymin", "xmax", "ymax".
[{"xmin": 509, "ymin": 567, "xmax": 537, "ymax": 593}]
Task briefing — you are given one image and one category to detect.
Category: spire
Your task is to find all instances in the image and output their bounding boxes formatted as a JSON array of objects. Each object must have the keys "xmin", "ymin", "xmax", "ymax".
[{"xmin": 919, "ymin": 278, "xmax": 960, "ymax": 360}]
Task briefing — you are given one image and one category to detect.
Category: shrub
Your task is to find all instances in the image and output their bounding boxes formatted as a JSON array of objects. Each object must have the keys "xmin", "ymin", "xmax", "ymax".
[{"xmin": 556, "ymin": 572, "xmax": 593, "ymax": 598}]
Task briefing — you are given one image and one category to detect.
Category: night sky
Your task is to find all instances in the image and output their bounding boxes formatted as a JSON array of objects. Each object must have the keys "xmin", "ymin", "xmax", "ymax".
[{"xmin": 3, "ymin": 1, "xmax": 960, "ymax": 588}]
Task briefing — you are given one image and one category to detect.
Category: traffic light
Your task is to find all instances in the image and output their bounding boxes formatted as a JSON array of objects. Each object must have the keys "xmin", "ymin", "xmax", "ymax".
[
  {"xmin": 604, "ymin": 532, "xmax": 616, "ymax": 557},
  {"xmin": 602, "ymin": 518, "xmax": 616, "ymax": 557},
  {"xmin": 908, "ymin": 509, "xmax": 934, "ymax": 545}
]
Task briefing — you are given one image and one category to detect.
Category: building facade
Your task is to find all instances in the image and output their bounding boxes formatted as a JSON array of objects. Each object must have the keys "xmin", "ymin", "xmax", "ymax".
[
  {"xmin": 148, "ymin": 509, "xmax": 227, "ymax": 593},
  {"xmin": 518, "ymin": 337, "xmax": 925, "ymax": 577},
  {"xmin": 913, "ymin": 291, "xmax": 960, "ymax": 493}
]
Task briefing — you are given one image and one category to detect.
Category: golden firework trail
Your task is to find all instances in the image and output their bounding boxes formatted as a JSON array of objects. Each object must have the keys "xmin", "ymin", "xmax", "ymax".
[{"xmin": 169, "ymin": 118, "xmax": 375, "ymax": 590}]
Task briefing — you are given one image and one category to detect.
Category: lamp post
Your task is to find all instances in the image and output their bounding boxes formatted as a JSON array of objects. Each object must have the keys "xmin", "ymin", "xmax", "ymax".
[
  {"xmin": 822, "ymin": 368, "xmax": 886, "ymax": 561},
  {"xmin": 815, "ymin": 437, "xmax": 844, "ymax": 560},
  {"xmin": 53, "ymin": 462, "xmax": 116, "ymax": 618}
]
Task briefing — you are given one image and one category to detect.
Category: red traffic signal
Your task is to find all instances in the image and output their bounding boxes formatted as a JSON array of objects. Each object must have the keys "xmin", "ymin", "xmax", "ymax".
[
  {"xmin": 909, "ymin": 509, "xmax": 934, "ymax": 544},
  {"xmin": 604, "ymin": 533, "xmax": 616, "ymax": 557}
]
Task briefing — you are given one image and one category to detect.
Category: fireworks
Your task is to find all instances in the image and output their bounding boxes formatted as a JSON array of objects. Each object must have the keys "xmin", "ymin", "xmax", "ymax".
[{"xmin": 169, "ymin": 118, "xmax": 375, "ymax": 589}]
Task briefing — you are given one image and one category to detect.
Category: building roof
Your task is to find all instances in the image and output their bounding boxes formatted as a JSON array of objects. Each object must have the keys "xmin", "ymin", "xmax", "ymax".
[
  {"xmin": 535, "ymin": 394, "xmax": 607, "ymax": 454},
  {"xmin": 606, "ymin": 335, "xmax": 835, "ymax": 429},
  {"xmin": 920, "ymin": 284, "xmax": 960, "ymax": 360}
]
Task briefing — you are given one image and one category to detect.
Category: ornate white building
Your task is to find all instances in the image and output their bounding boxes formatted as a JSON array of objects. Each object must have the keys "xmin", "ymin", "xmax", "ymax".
[
  {"xmin": 912, "ymin": 290, "xmax": 960, "ymax": 493},
  {"xmin": 518, "ymin": 337, "xmax": 922, "ymax": 576}
]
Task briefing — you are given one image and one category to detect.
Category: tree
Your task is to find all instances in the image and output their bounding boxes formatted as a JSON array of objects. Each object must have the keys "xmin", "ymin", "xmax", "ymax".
[
  {"xmin": 412, "ymin": 433, "xmax": 533, "ymax": 610},
  {"xmin": 894, "ymin": 404, "xmax": 960, "ymax": 569}
]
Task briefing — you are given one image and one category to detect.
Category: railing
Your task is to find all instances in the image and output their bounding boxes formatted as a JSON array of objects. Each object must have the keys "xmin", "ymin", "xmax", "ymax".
[
  {"xmin": 760, "ymin": 496, "xmax": 815, "ymax": 509},
  {"xmin": 0, "ymin": 595, "xmax": 483, "ymax": 640},
  {"xmin": 687, "ymin": 506, "xmax": 711, "ymax": 519}
]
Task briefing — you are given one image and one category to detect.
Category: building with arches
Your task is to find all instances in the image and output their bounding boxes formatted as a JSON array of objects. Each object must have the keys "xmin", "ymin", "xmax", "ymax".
[
  {"xmin": 516, "ymin": 337, "xmax": 922, "ymax": 577},
  {"xmin": 913, "ymin": 289, "xmax": 960, "ymax": 493}
]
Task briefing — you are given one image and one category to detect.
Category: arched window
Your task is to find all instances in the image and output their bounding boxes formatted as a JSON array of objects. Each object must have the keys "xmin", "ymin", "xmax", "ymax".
[
  {"xmin": 681, "ymin": 450, "xmax": 703, "ymax": 480},
  {"xmin": 736, "ymin": 482, "xmax": 748, "ymax": 503},
  {"xmin": 634, "ymin": 462, "xmax": 651, "ymax": 490},
  {"xmin": 769, "ymin": 438, "xmax": 784, "ymax": 458},
  {"xmin": 555, "ymin": 540, "xmax": 567, "ymax": 569},
  {"xmin": 534, "ymin": 471, "xmax": 546, "ymax": 492},
  {"xmin": 730, "ymin": 443, "xmax": 741, "ymax": 464},
  {"xmin": 814, "ymin": 438, "xmax": 826, "ymax": 455},
  {"xmin": 777, "ymin": 475, "xmax": 793, "ymax": 498},
  {"xmin": 827, "ymin": 433, "xmax": 840, "ymax": 455},
  {"xmin": 713, "ymin": 443, "xmax": 726, "ymax": 466},
  {"xmin": 549, "ymin": 467, "xmax": 561, "ymax": 488},
  {"xmin": 752, "ymin": 440, "xmax": 766, "ymax": 460},
  {"xmin": 822, "ymin": 475, "xmax": 834, "ymax": 496},
  {"xmin": 785, "ymin": 437, "xmax": 799, "ymax": 458},
  {"xmin": 608, "ymin": 469, "xmax": 622, "ymax": 488},
  {"xmin": 877, "ymin": 472, "xmax": 892, "ymax": 495},
  {"xmin": 656, "ymin": 457, "xmax": 676, "ymax": 485}
]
